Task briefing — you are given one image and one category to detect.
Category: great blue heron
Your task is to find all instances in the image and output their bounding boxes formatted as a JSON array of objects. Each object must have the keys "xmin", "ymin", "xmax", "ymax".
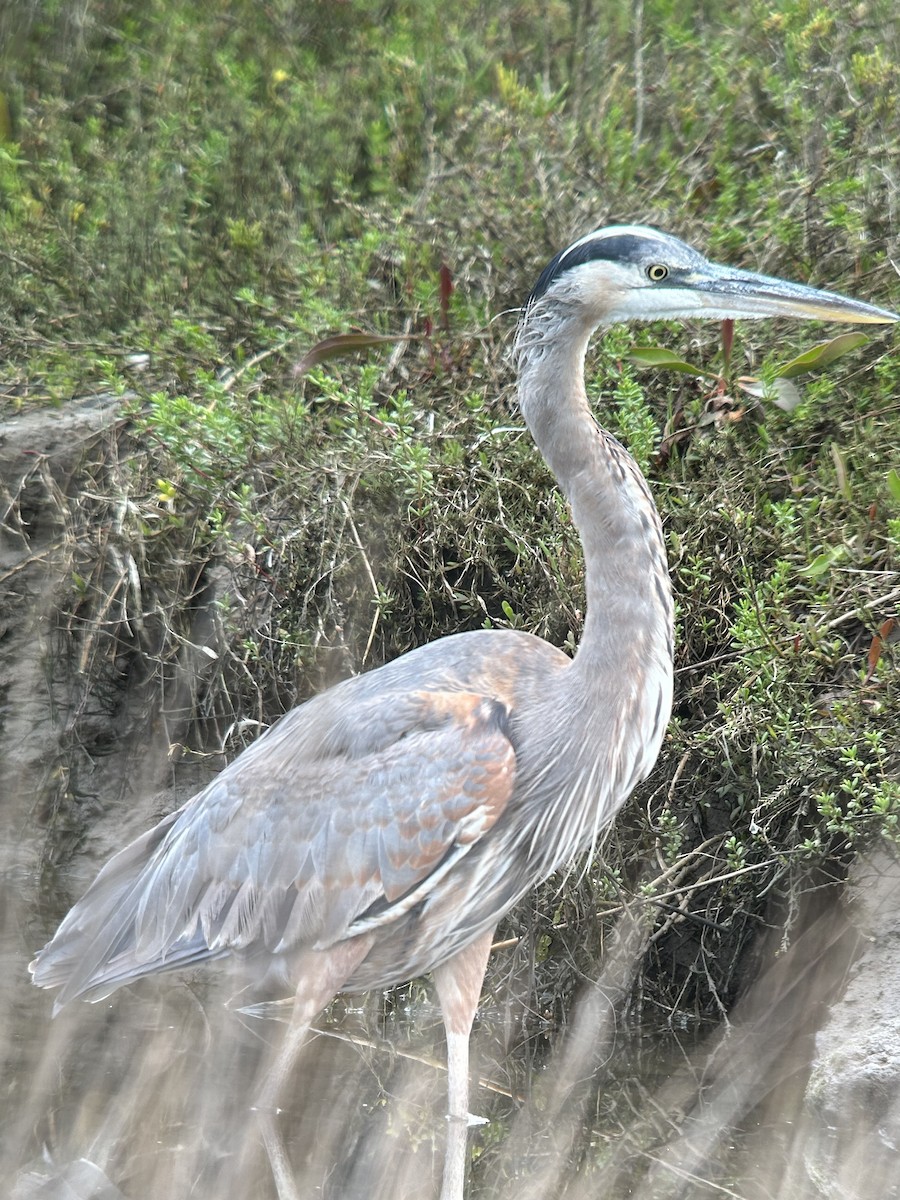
[{"xmin": 30, "ymin": 225, "xmax": 897, "ymax": 1200}]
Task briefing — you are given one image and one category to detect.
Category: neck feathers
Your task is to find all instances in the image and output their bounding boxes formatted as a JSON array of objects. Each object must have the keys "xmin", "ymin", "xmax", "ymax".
[{"xmin": 511, "ymin": 302, "xmax": 675, "ymax": 872}]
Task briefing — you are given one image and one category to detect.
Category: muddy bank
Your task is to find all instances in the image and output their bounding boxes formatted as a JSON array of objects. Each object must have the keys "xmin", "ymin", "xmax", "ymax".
[
  {"xmin": 1, "ymin": 394, "xmax": 222, "ymax": 878},
  {"xmin": 804, "ymin": 848, "xmax": 900, "ymax": 1198},
  {"xmin": 1, "ymin": 394, "xmax": 124, "ymax": 851}
]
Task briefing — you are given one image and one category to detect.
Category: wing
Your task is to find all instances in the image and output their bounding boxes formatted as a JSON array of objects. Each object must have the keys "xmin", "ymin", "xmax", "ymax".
[{"xmin": 30, "ymin": 688, "xmax": 516, "ymax": 1011}]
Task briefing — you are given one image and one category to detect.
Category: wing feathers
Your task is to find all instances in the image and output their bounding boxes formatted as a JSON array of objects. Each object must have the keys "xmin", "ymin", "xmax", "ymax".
[{"xmin": 31, "ymin": 688, "xmax": 516, "ymax": 1007}]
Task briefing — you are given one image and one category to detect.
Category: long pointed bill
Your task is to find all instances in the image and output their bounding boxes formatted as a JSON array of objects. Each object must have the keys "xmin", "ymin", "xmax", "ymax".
[{"xmin": 688, "ymin": 263, "xmax": 899, "ymax": 324}]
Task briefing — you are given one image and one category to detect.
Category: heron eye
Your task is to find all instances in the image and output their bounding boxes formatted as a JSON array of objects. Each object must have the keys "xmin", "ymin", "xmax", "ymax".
[{"xmin": 647, "ymin": 263, "xmax": 669, "ymax": 281}]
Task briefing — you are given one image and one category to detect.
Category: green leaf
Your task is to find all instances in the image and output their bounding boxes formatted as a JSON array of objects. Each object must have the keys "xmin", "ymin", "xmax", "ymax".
[
  {"xmin": 776, "ymin": 333, "xmax": 869, "ymax": 380},
  {"xmin": 627, "ymin": 347, "xmax": 718, "ymax": 377},
  {"xmin": 798, "ymin": 546, "xmax": 846, "ymax": 578},
  {"xmin": 737, "ymin": 376, "xmax": 803, "ymax": 411},
  {"xmin": 887, "ymin": 468, "xmax": 900, "ymax": 504}
]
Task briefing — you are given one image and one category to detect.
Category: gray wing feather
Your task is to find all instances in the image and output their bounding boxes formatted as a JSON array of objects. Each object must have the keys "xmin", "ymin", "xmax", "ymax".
[{"xmin": 31, "ymin": 687, "xmax": 515, "ymax": 1010}]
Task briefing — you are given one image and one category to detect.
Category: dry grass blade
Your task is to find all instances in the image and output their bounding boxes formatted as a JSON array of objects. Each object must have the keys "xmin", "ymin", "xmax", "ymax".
[{"xmin": 293, "ymin": 333, "xmax": 421, "ymax": 378}]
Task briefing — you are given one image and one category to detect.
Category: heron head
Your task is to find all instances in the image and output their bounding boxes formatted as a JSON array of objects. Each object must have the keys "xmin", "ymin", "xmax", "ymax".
[{"xmin": 527, "ymin": 224, "xmax": 899, "ymax": 327}]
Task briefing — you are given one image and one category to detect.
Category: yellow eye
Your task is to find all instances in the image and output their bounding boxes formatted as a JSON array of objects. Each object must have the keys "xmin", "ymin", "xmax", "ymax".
[{"xmin": 647, "ymin": 263, "xmax": 669, "ymax": 281}]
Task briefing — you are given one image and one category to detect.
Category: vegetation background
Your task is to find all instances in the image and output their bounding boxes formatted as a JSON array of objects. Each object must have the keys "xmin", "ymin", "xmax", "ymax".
[{"xmin": 0, "ymin": 1, "xmax": 898, "ymax": 1197}]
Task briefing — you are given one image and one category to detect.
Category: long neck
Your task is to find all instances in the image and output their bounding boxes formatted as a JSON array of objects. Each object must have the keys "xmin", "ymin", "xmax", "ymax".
[{"xmin": 511, "ymin": 307, "xmax": 674, "ymax": 866}]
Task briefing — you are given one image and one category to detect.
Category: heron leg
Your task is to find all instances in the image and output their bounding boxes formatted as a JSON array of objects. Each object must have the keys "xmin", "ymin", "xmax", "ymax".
[
  {"xmin": 253, "ymin": 936, "xmax": 375, "ymax": 1200},
  {"xmin": 432, "ymin": 929, "xmax": 494, "ymax": 1200}
]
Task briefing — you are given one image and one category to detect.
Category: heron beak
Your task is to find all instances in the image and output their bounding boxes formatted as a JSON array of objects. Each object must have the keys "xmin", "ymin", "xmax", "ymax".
[{"xmin": 688, "ymin": 263, "xmax": 899, "ymax": 325}]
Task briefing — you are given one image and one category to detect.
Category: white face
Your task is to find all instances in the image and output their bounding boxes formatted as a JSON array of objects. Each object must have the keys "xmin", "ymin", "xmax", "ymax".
[
  {"xmin": 549, "ymin": 230, "xmax": 898, "ymax": 327},
  {"xmin": 556, "ymin": 255, "xmax": 757, "ymax": 327},
  {"xmin": 566, "ymin": 259, "xmax": 719, "ymax": 323}
]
